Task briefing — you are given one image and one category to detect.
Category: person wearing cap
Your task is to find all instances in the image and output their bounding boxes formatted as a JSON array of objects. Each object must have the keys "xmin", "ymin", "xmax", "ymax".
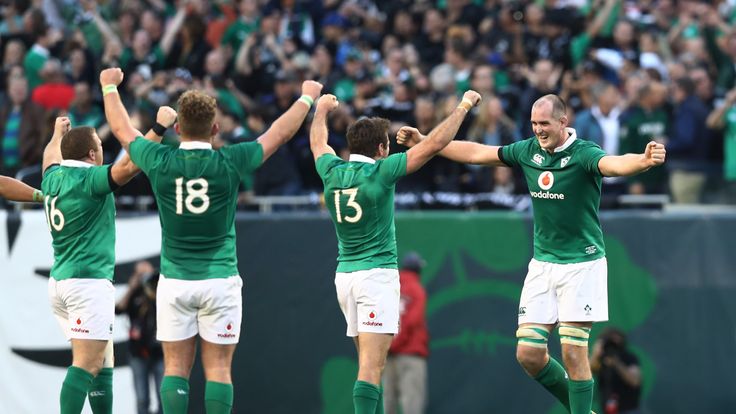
[{"xmin": 383, "ymin": 252, "xmax": 429, "ymax": 414}]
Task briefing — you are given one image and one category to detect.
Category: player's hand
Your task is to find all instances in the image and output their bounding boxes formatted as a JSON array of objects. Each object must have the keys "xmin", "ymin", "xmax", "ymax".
[
  {"xmin": 301, "ymin": 80, "xmax": 323, "ymax": 101},
  {"xmin": 156, "ymin": 106, "xmax": 178, "ymax": 128},
  {"xmin": 396, "ymin": 126, "xmax": 424, "ymax": 148},
  {"xmin": 462, "ymin": 90, "xmax": 482, "ymax": 107},
  {"xmin": 644, "ymin": 141, "xmax": 666, "ymax": 167},
  {"xmin": 316, "ymin": 94, "xmax": 339, "ymax": 113},
  {"xmin": 54, "ymin": 116, "xmax": 71, "ymax": 137},
  {"xmin": 100, "ymin": 68, "xmax": 124, "ymax": 87}
]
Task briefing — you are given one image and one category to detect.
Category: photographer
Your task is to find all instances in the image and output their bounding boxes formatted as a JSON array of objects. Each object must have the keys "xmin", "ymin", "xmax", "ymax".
[
  {"xmin": 590, "ymin": 327, "xmax": 642, "ymax": 414},
  {"xmin": 116, "ymin": 261, "xmax": 163, "ymax": 414}
]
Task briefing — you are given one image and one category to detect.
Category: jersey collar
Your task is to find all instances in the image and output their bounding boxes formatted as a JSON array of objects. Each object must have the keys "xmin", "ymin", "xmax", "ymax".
[
  {"xmin": 554, "ymin": 128, "xmax": 577, "ymax": 153},
  {"xmin": 60, "ymin": 159, "xmax": 94, "ymax": 168},
  {"xmin": 349, "ymin": 154, "xmax": 376, "ymax": 164},
  {"xmin": 180, "ymin": 141, "xmax": 213, "ymax": 150}
]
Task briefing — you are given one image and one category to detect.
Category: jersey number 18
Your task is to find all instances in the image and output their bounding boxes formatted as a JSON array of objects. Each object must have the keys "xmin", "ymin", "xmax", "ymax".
[{"xmin": 175, "ymin": 178, "xmax": 210, "ymax": 214}]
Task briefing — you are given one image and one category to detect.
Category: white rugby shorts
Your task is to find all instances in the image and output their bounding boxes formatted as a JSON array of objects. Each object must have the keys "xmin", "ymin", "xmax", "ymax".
[
  {"xmin": 517, "ymin": 257, "xmax": 608, "ymax": 325},
  {"xmin": 156, "ymin": 275, "xmax": 243, "ymax": 344},
  {"xmin": 335, "ymin": 268, "xmax": 400, "ymax": 337},
  {"xmin": 48, "ymin": 278, "xmax": 115, "ymax": 341}
]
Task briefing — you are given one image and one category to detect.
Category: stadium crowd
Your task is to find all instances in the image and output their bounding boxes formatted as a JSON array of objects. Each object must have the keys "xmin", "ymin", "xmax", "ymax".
[{"xmin": 1, "ymin": 0, "xmax": 735, "ymax": 210}]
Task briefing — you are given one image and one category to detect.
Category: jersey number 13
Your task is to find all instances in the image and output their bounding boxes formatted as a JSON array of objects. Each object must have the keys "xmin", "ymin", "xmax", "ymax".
[{"xmin": 333, "ymin": 188, "xmax": 362, "ymax": 223}]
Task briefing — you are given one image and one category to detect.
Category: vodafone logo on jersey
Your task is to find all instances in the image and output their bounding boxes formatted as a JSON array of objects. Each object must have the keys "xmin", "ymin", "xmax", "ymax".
[
  {"xmin": 537, "ymin": 171, "xmax": 554, "ymax": 190},
  {"xmin": 530, "ymin": 171, "xmax": 565, "ymax": 200}
]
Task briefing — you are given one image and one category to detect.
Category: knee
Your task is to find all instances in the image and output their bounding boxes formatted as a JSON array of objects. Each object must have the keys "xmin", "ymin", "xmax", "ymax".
[{"xmin": 516, "ymin": 346, "xmax": 546, "ymax": 373}]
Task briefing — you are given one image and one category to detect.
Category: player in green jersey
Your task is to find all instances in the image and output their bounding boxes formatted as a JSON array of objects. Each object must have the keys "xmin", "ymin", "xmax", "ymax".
[
  {"xmin": 0, "ymin": 174, "xmax": 43, "ymax": 202},
  {"xmin": 42, "ymin": 107, "xmax": 177, "ymax": 414},
  {"xmin": 399, "ymin": 94, "xmax": 666, "ymax": 414},
  {"xmin": 99, "ymin": 67, "xmax": 323, "ymax": 414},
  {"xmin": 310, "ymin": 91, "xmax": 481, "ymax": 414}
]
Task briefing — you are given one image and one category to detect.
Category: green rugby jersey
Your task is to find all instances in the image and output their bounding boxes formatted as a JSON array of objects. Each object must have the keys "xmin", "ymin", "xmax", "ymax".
[
  {"xmin": 317, "ymin": 153, "xmax": 407, "ymax": 273},
  {"xmin": 499, "ymin": 130, "xmax": 606, "ymax": 263},
  {"xmin": 41, "ymin": 160, "xmax": 117, "ymax": 280},
  {"xmin": 129, "ymin": 138, "xmax": 263, "ymax": 280}
]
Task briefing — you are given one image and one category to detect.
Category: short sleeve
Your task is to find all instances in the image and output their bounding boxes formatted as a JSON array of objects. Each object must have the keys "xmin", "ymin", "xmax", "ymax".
[
  {"xmin": 87, "ymin": 165, "xmax": 114, "ymax": 196},
  {"xmin": 316, "ymin": 153, "xmax": 342, "ymax": 178},
  {"xmin": 220, "ymin": 141, "xmax": 264, "ymax": 180},
  {"xmin": 378, "ymin": 153, "xmax": 407, "ymax": 185},
  {"xmin": 129, "ymin": 137, "xmax": 167, "ymax": 174},
  {"xmin": 579, "ymin": 142, "xmax": 607, "ymax": 176},
  {"xmin": 499, "ymin": 139, "xmax": 527, "ymax": 168}
]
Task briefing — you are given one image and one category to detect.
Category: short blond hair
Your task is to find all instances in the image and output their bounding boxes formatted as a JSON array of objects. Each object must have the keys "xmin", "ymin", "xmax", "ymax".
[{"xmin": 177, "ymin": 90, "xmax": 217, "ymax": 139}]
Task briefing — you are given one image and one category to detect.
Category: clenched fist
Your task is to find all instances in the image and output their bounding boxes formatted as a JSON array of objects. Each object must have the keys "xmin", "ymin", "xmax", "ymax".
[
  {"xmin": 462, "ymin": 90, "xmax": 482, "ymax": 107},
  {"xmin": 301, "ymin": 80, "xmax": 324, "ymax": 101},
  {"xmin": 156, "ymin": 106, "xmax": 178, "ymax": 128},
  {"xmin": 100, "ymin": 68, "xmax": 124, "ymax": 87},
  {"xmin": 316, "ymin": 94, "xmax": 339, "ymax": 113},
  {"xmin": 396, "ymin": 126, "xmax": 424, "ymax": 148},
  {"xmin": 54, "ymin": 117, "xmax": 71, "ymax": 137},
  {"xmin": 644, "ymin": 141, "xmax": 666, "ymax": 167}
]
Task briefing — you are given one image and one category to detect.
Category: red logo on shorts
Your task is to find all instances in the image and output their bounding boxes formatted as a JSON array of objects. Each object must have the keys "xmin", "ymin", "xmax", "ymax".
[
  {"xmin": 226, "ymin": 323, "xmax": 232, "ymax": 331},
  {"xmin": 363, "ymin": 310, "xmax": 382, "ymax": 327},
  {"xmin": 368, "ymin": 311, "xmax": 375, "ymax": 319},
  {"xmin": 76, "ymin": 318, "xmax": 81, "ymax": 325}
]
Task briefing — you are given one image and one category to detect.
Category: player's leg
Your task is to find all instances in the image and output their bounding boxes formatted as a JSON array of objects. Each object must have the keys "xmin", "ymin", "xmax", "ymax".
[
  {"xmin": 200, "ymin": 340, "xmax": 237, "ymax": 414},
  {"xmin": 196, "ymin": 276, "xmax": 243, "ymax": 414},
  {"xmin": 560, "ymin": 322, "xmax": 594, "ymax": 414},
  {"xmin": 51, "ymin": 278, "xmax": 114, "ymax": 414},
  {"xmin": 352, "ymin": 268, "xmax": 400, "ymax": 414},
  {"xmin": 160, "ymin": 338, "xmax": 197, "ymax": 413},
  {"xmin": 557, "ymin": 257, "xmax": 608, "ymax": 414},
  {"xmin": 156, "ymin": 276, "xmax": 200, "ymax": 414},
  {"xmin": 88, "ymin": 340, "xmax": 114, "ymax": 414},
  {"xmin": 355, "ymin": 332, "xmax": 393, "ymax": 414},
  {"xmin": 516, "ymin": 259, "xmax": 571, "ymax": 411}
]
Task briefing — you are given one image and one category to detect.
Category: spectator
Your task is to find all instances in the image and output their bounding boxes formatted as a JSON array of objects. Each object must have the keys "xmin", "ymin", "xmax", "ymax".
[
  {"xmin": 667, "ymin": 77, "xmax": 710, "ymax": 203},
  {"xmin": 619, "ymin": 81, "xmax": 669, "ymax": 194},
  {"xmin": 590, "ymin": 327, "xmax": 642, "ymax": 414},
  {"xmin": 115, "ymin": 261, "xmax": 164, "ymax": 414},
  {"xmin": 0, "ymin": 74, "xmax": 46, "ymax": 175},
  {"xmin": 30, "ymin": 58, "xmax": 74, "ymax": 111},
  {"xmin": 706, "ymin": 87, "xmax": 736, "ymax": 203},
  {"xmin": 383, "ymin": 252, "xmax": 429, "ymax": 414}
]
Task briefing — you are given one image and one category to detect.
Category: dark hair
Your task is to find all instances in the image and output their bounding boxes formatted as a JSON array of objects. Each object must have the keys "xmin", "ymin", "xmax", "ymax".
[
  {"xmin": 346, "ymin": 117, "xmax": 390, "ymax": 157},
  {"xmin": 60, "ymin": 126, "xmax": 96, "ymax": 160},
  {"xmin": 675, "ymin": 77, "xmax": 695, "ymax": 96},
  {"xmin": 177, "ymin": 90, "xmax": 217, "ymax": 139}
]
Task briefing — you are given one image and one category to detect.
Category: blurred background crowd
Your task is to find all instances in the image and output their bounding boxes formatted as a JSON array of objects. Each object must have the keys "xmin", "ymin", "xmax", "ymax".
[{"xmin": 2, "ymin": 0, "xmax": 736, "ymax": 210}]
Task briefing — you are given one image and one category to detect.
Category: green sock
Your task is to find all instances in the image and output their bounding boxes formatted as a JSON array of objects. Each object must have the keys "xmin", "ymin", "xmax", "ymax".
[
  {"xmin": 375, "ymin": 385, "xmax": 384, "ymax": 414},
  {"xmin": 60, "ymin": 366, "xmax": 94, "ymax": 414},
  {"xmin": 88, "ymin": 367, "xmax": 113, "ymax": 414},
  {"xmin": 569, "ymin": 379, "xmax": 595, "ymax": 414},
  {"xmin": 204, "ymin": 381, "xmax": 233, "ymax": 414},
  {"xmin": 534, "ymin": 357, "xmax": 571, "ymax": 412},
  {"xmin": 353, "ymin": 380, "xmax": 380, "ymax": 414},
  {"xmin": 160, "ymin": 376, "xmax": 190, "ymax": 414}
]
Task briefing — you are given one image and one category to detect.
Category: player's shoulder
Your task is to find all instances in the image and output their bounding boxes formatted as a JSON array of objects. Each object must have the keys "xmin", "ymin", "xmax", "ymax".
[{"xmin": 571, "ymin": 138, "xmax": 604, "ymax": 154}]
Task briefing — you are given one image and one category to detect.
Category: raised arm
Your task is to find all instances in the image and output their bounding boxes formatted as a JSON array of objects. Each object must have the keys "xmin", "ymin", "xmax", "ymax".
[
  {"xmin": 100, "ymin": 68, "xmax": 143, "ymax": 151},
  {"xmin": 0, "ymin": 176, "xmax": 42, "ymax": 202},
  {"xmin": 42, "ymin": 117, "xmax": 71, "ymax": 173},
  {"xmin": 310, "ymin": 94, "xmax": 339, "ymax": 161},
  {"xmin": 110, "ymin": 106, "xmax": 178, "ymax": 186},
  {"xmin": 400, "ymin": 91, "xmax": 481, "ymax": 174},
  {"xmin": 598, "ymin": 141, "xmax": 666, "ymax": 177},
  {"xmin": 257, "ymin": 80, "xmax": 323, "ymax": 162}
]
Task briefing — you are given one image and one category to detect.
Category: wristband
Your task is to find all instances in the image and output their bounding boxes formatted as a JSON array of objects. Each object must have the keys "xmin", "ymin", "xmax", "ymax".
[
  {"xmin": 102, "ymin": 85, "xmax": 118, "ymax": 96},
  {"xmin": 298, "ymin": 95, "xmax": 314, "ymax": 108},
  {"xmin": 32, "ymin": 189, "xmax": 43, "ymax": 202},
  {"xmin": 457, "ymin": 98, "xmax": 474, "ymax": 113},
  {"xmin": 152, "ymin": 122, "xmax": 168, "ymax": 136}
]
